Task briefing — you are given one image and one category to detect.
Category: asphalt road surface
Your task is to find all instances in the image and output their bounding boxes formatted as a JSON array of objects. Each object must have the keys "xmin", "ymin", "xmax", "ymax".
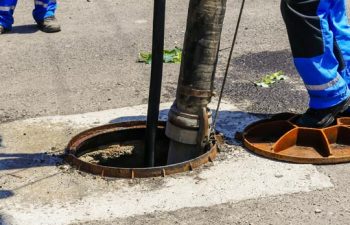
[{"xmin": 0, "ymin": 0, "xmax": 307, "ymax": 122}]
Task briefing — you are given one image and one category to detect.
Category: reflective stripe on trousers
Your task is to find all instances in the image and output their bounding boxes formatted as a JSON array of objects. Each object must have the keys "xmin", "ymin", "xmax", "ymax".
[
  {"xmin": 0, "ymin": 0, "xmax": 17, "ymax": 29},
  {"xmin": 0, "ymin": 0, "xmax": 57, "ymax": 29},
  {"xmin": 33, "ymin": 0, "xmax": 57, "ymax": 22},
  {"xmin": 0, "ymin": 6, "xmax": 15, "ymax": 11},
  {"xmin": 34, "ymin": 0, "xmax": 56, "ymax": 8},
  {"xmin": 281, "ymin": 0, "xmax": 350, "ymax": 109}
]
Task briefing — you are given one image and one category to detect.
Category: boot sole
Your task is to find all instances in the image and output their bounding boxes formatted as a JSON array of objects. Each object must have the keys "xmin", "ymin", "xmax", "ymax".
[
  {"xmin": 0, "ymin": 27, "xmax": 8, "ymax": 34},
  {"xmin": 39, "ymin": 27, "xmax": 61, "ymax": 33},
  {"xmin": 320, "ymin": 96, "xmax": 350, "ymax": 128},
  {"xmin": 37, "ymin": 24, "xmax": 61, "ymax": 33}
]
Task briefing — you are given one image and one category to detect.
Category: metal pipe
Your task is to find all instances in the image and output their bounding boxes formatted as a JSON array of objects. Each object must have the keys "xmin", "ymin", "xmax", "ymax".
[
  {"xmin": 175, "ymin": 0, "xmax": 227, "ymax": 115},
  {"xmin": 166, "ymin": 0, "xmax": 227, "ymax": 164},
  {"xmin": 145, "ymin": 0, "xmax": 166, "ymax": 167}
]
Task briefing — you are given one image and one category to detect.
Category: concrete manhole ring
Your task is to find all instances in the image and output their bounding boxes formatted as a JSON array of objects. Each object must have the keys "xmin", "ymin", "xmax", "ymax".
[{"xmin": 65, "ymin": 121, "xmax": 219, "ymax": 178}]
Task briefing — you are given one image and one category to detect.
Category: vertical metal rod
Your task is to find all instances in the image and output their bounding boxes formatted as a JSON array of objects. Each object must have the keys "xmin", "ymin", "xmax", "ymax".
[
  {"xmin": 145, "ymin": 0, "xmax": 166, "ymax": 167},
  {"xmin": 212, "ymin": 0, "xmax": 245, "ymax": 129}
]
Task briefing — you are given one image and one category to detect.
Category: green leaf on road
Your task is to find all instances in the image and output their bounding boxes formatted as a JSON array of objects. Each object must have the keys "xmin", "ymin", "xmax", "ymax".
[
  {"xmin": 138, "ymin": 52, "xmax": 152, "ymax": 64},
  {"xmin": 138, "ymin": 47, "xmax": 182, "ymax": 64},
  {"xmin": 254, "ymin": 71, "xmax": 287, "ymax": 88}
]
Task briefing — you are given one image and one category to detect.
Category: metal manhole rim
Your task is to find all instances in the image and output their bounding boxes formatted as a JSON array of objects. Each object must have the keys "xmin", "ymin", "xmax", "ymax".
[{"xmin": 65, "ymin": 120, "xmax": 219, "ymax": 178}]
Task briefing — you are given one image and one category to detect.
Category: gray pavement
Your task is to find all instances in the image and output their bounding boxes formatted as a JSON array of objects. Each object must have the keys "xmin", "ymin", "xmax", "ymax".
[
  {"xmin": 0, "ymin": 0, "xmax": 305, "ymax": 122},
  {"xmin": 1, "ymin": 0, "xmax": 350, "ymax": 224}
]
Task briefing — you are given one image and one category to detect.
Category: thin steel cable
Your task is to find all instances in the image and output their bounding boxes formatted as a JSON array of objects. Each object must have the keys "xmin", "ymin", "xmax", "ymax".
[{"xmin": 212, "ymin": 0, "xmax": 246, "ymax": 130}]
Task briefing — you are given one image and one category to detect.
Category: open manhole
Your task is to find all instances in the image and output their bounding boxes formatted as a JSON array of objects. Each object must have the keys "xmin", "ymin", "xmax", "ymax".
[
  {"xmin": 240, "ymin": 113, "xmax": 350, "ymax": 164},
  {"xmin": 65, "ymin": 121, "xmax": 219, "ymax": 178}
]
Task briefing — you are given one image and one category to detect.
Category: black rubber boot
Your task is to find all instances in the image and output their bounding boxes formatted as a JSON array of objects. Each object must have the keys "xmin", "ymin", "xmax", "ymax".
[
  {"xmin": 296, "ymin": 97, "xmax": 350, "ymax": 128},
  {"xmin": 0, "ymin": 26, "xmax": 5, "ymax": 34},
  {"xmin": 37, "ymin": 16, "xmax": 61, "ymax": 33},
  {"xmin": 338, "ymin": 108, "xmax": 350, "ymax": 117}
]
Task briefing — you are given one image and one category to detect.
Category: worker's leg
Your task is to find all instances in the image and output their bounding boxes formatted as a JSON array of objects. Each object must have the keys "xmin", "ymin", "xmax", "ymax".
[
  {"xmin": 328, "ymin": 0, "xmax": 350, "ymax": 87},
  {"xmin": 0, "ymin": 0, "xmax": 17, "ymax": 30},
  {"xmin": 281, "ymin": 0, "xmax": 350, "ymax": 110},
  {"xmin": 32, "ymin": 0, "xmax": 57, "ymax": 23},
  {"xmin": 33, "ymin": 0, "xmax": 60, "ymax": 33}
]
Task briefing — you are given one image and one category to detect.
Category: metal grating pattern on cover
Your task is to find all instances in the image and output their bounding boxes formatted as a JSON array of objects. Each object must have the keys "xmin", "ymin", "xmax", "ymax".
[
  {"xmin": 65, "ymin": 121, "xmax": 219, "ymax": 178},
  {"xmin": 241, "ymin": 113, "xmax": 350, "ymax": 164}
]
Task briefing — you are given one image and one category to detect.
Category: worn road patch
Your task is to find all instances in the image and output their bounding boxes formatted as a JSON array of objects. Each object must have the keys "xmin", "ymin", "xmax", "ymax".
[{"xmin": 0, "ymin": 102, "xmax": 333, "ymax": 225}]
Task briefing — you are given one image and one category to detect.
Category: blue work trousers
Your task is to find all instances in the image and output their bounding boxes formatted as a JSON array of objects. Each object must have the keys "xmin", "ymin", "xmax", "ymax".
[
  {"xmin": 0, "ymin": 0, "xmax": 57, "ymax": 29},
  {"xmin": 281, "ymin": 0, "xmax": 350, "ymax": 109}
]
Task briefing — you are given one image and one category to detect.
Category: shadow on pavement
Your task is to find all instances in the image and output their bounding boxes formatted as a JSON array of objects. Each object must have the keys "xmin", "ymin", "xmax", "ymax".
[
  {"xmin": 0, "ymin": 152, "xmax": 62, "ymax": 171},
  {"xmin": 10, "ymin": 24, "xmax": 39, "ymax": 34},
  {"xmin": 0, "ymin": 133, "xmax": 63, "ymax": 199},
  {"xmin": 109, "ymin": 109, "xmax": 170, "ymax": 124},
  {"xmin": 109, "ymin": 109, "xmax": 271, "ymax": 143},
  {"xmin": 0, "ymin": 152, "xmax": 62, "ymax": 200}
]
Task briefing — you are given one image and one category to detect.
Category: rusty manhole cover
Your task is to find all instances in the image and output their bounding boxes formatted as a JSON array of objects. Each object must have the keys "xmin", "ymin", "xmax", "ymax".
[
  {"xmin": 240, "ymin": 113, "xmax": 350, "ymax": 164},
  {"xmin": 65, "ymin": 121, "xmax": 219, "ymax": 178}
]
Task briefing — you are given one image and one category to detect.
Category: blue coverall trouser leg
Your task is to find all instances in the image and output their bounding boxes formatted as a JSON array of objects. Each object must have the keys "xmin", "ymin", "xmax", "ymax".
[
  {"xmin": 0, "ymin": 0, "xmax": 57, "ymax": 30},
  {"xmin": 281, "ymin": 0, "xmax": 350, "ymax": 109}
]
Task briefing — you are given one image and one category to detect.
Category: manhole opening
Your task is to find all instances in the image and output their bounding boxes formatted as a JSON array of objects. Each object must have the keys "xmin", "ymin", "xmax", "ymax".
[
  {"xmin": 66, "ymin": 121, "xmax": 218, "ymax": 178},
  {"xmin": 77, "ymin": 128, "xmax": 170, "ymax": 168}
]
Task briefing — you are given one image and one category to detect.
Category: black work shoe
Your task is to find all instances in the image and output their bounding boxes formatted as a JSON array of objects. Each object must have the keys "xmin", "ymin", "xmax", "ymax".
[
  {"xmin": 37, "ymin": 16, "xmax": 61, "ymax": 33},
  {"xmin": 296, "ymin": 97, "xmax": 350, "ymax": 128},
  {"xmin": 0, "ymin": 26, "xmax": 5, "ymax": 34},
  {"xmin": 338, "ymin": 108, "xmax": 350, "ymax": 117}
]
